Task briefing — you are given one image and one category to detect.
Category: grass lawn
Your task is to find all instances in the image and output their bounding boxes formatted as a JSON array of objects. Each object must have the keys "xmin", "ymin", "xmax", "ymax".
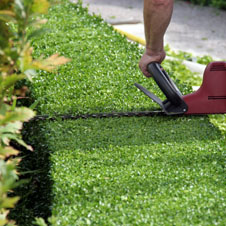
[{"xmin": 12, "ymin": 1, "xmax": 226, "ymax": 225}]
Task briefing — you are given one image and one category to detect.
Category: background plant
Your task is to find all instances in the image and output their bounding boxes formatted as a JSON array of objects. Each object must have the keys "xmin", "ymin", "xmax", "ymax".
[
  {"xmin": 0, "ymin": 0, "xmax": 69, "ymax": 225},
  {"xmin": 183, "ymin": 0, "xmax": 226, "ymax": 9}
]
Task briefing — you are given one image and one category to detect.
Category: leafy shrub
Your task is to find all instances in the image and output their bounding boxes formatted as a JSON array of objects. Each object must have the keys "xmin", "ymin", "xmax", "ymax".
[
  {"xmin": 10, "ymin": 0, "xmax": 226, "ymax": 225},
  {"xmin": 212, "ymin": 0, "xmax": 226, "ymax": 9},
  {"xmin": 184, "ymin": 0, "xmax": 226, "ymax": 9},
  {"xmin": 30, "ymin": 117, "xmax": 226, "ymax": 225},
  {"xmin": 0, "ymin": 0, "xmax": 69, "ymax": 224},
  {"xmin": 27, "ymin": 1, "xmax": 193, "ymax": 116}
]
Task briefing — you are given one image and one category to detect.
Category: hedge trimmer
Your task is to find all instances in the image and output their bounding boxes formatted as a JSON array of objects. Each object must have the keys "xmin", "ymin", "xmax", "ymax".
[{"xmin": 33, "ymin": 61, "xmax": 226, "ymax": 121}]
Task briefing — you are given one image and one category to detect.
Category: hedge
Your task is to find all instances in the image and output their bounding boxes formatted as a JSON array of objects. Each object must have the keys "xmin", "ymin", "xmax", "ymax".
[
  {"xmin": 10, "ymin": 1, "xmax": 226, "ymax": 225},
  {"xmin": 184, "ymin": 0, "xmax": 226, "ymax": 9},
  {"xmin": 26, "ymin": 4, "xmax": 193, "ymax": 116},
  {"xmin": 15, "ymin": 116, "xmax": 225, "ymax": 226}
]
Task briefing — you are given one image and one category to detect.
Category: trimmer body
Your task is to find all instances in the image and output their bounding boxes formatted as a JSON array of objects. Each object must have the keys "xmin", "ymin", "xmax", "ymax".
[
  {"xmin": 135, "ymin": 62, "xmax": 226, "ymax": 115},
  {"xmin": 183, "ymin": 62, "xmax": 226, "ymax": 114}
]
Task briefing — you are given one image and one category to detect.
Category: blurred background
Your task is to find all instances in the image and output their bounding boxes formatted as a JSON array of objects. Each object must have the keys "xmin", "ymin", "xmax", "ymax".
[{"xmin": 77, "ymin": 0, "xmax": 226, "ymax": 60}]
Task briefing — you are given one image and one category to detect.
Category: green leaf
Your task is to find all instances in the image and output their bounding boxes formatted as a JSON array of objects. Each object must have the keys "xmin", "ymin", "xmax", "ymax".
[
  {"xmin": 0, "ymin": 10, "xmax": 15, "ymax": 22},
  {"xmin": 0, "ymin": 197, "xmax": 20, "ymax": 209},
  {"xmin": 0, "ymin": 104, "xmax": 8, "ymax": 116},
  {"xmin": 14, "ymin": 0, "xmax": 26, "ymax": 18},
  {"xmin": 0, "ymin": 107, "xmax": 35, "ymax": 125},
  {"xmin": 24, "ymin": 69, "xmax": 37, "ymax": 81},
  {"xmin": 0, "ymin": 74, "xmax": 25, "ymax": 96},
  {"xmin": 34, "ymin": 217, "xmax": 48, "ymax": 226},
  {"xmin": 0, "ymin": 216, "xmax": 8, "ymax": 226},
  {"xmin": 27, "ymin": 27, "xmax": 49, "ymax": 41},
  {"xmin": 0, "ymin": 146, "xmax": 19, "ymax": 158},
  {"xmin": 19, "ymin": 43, "xmax": 33, "ymax": 72},
  {"xmin": 0, "ymin": 107, "xmax": 34, "ymax": 150},
  {"xmin": 31, "ymin": 0, "xmax": 50, "ymax": 14},
  {"xmin": 29, "ymin": 99, "xmax": 40, "ymax": 110},
  {"xmin": 11, "ymin": 135, "xmax": 33, "ymax": 151},
  {"xmin": 0, "ymin": 121, "xmax": 22, "ymax": 134}
]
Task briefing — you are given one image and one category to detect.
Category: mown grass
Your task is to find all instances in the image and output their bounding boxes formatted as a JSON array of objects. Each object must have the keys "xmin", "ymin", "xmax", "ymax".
[{"xmin": 12, "ymin": 0, "xmax": 226, "ymax": 225}]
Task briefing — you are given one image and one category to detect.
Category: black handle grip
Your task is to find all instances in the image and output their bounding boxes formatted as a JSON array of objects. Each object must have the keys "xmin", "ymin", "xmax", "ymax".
[{"xmin": 147, "ymin": 62, "xmax": 183, "ymax": 106}]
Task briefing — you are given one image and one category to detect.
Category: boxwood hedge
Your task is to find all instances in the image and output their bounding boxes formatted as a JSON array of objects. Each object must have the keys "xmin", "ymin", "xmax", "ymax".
[
  {"xmin": 14, "ymin": 116, "xmax": 226, "ymax": 225},
  {"xmin": 184, "ymin": 0, "xmax": 226, "ymax": 9},
  {"xmin": 28, "ymin": 1, "xmax": 193, "ymax": 116},
  {"xmin": 11, "ymin": 1, "xmax": 226, "ymax": 225}
]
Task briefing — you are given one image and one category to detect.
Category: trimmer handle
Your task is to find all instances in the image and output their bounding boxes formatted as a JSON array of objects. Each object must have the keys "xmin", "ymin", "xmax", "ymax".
[
  {"xmin": 135, "ymin": 62, "xmax": 188, "ymax": 115},
  {"xmin": 147, "ymin": 62, "xmax": 183, "ymax": 106}
]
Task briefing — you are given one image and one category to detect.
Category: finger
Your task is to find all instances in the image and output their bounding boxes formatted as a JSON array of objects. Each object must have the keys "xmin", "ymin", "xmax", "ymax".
[
  {"xmin": 143, "ymin": 69, "xmax": 152, "ymax": 78},
  {"xmin": 139, "ymin": 63, "xmax": 151, "ymax": 77}
]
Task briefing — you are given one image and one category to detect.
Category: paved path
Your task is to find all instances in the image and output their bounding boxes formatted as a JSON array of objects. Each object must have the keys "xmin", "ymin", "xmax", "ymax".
[{"xmin": 76, "ymin": 0, "xmax": 226, "ymax": 60}]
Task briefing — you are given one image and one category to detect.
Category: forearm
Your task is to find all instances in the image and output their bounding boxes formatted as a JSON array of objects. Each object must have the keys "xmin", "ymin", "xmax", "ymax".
[{"xmin": 144, "ymin": 0, "xmax": 174, "ymax": 54}]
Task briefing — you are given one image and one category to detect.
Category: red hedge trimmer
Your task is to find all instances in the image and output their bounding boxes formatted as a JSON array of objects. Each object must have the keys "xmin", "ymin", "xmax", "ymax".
[{"xmin": 135, "ymin": 61, "xmax": 226, "ymax": 115}]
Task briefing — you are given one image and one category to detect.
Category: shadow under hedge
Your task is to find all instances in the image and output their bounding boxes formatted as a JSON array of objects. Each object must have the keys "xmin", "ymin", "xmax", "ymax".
[{"xmin": 9, "ymin": 121, "xmax": 53, "ymax": 226}]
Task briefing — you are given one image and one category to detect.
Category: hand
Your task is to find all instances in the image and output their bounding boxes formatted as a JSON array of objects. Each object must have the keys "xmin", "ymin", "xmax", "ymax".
[{"xmin": 139, "ymin": 49, "xmax": 166, "ymax": 77}]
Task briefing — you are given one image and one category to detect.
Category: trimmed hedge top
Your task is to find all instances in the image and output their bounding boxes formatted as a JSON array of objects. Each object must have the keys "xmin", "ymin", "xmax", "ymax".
[
  {"xmin": 30, "ymin": 2, "xmax": 192, "ymax": 116},
  {"xmin": 38, "ymin": 117, "xmax": 226, "ymax": 225}
]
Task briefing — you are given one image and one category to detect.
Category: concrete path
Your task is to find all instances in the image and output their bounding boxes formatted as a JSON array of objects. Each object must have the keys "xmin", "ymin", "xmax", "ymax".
[{"xmin": 77, "ymin": 0, "xmax": 226, "ymax": 60}]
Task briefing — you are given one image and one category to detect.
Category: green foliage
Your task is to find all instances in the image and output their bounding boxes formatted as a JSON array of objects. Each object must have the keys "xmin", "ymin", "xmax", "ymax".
[
  {"xmin": 212, "ymin": 0, "xmax": 226, "ymax": 9},
  {"xmin": 0, "ymin": 159, "xmax": 19, "ymax": 226},
  {"xmin": 33, "ymin": 218, "xmax": 48, "ymax": 226},
  {"xmin": 196, "ymin": 55, "xmax": 214, "ymax": 65},
  {"xmin": 165, "ymin": 45, "xmax": 193, "ymax": 61},
  {"xmin": 165, "ymin": 44, "xmax": 215, "ymax": 66},
  {"xmin": 184, "ymin": 0, "xmax": 226, "ymax": 9},
  {"xmin": 0, "ymin": 0, "xmax": 70, "ymax": 225},
  {"xmin": 28, "ymin": 2, "xmax": 193, "ymax": 116},
  {"xmin": 209, "ymin": 115, "xmax": 226, "ymax": 135},
  {"xmin": 34, "ymin": 216, "xmax": 57, "ymax": 226},
  {"xmin": 164, "ymin": 46, "xmax": 202, "ymax": 86},
  {"xmin": 31, "ymin": 117, "xmax": 225, "ymax": 225},
  {"xmin": 11, "ymin": 1, "xmax": 226, "ymax": 225}
]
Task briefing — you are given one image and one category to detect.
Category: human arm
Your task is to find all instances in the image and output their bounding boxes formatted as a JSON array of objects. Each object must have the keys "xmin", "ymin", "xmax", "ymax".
[{"xmin": 139, "ymin": 0, "xmax": 174, "ymax": 77}]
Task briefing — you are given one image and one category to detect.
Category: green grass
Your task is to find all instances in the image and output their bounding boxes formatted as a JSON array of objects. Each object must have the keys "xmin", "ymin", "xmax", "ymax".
[{"xmin": 12, "ymin": 1, "xmax": 226, "ymax": 225}]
